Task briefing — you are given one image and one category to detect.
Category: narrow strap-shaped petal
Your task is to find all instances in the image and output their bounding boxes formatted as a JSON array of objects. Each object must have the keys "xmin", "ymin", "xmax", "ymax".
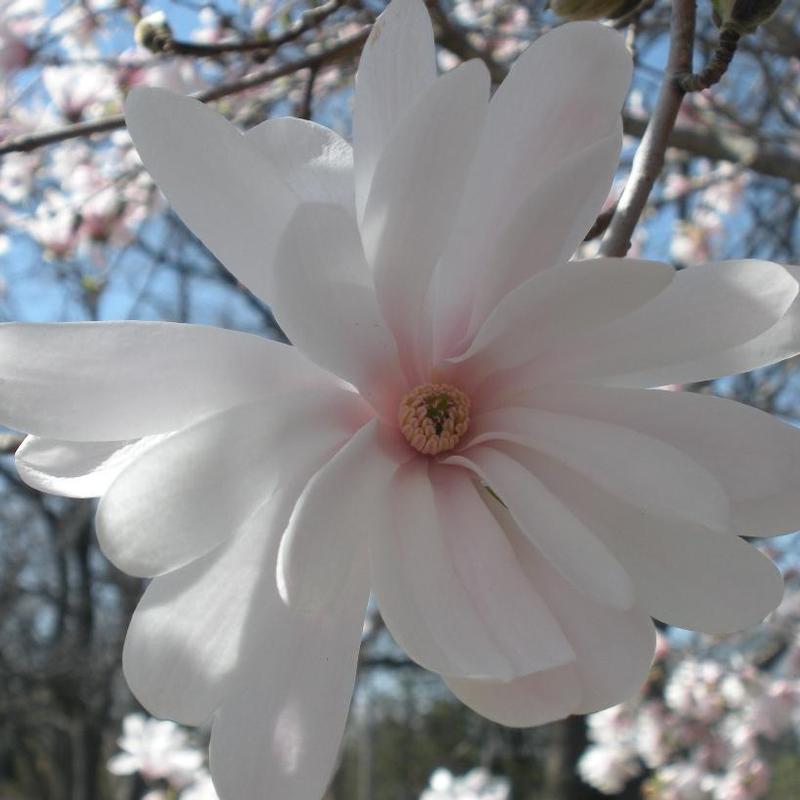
[
  {"xmin": 444, "ymin": 445, "xmax": 634, "ymax": 611},
  {"xmin": 531, "ymin": 455, "xmax": 784, "ymax": 634},
  {"xmin": 447, "ymin": 129, "xmax": 625, "ymax": 352},
  {"xmin": 599, "ymin": 262, "xmax": 800, "ymax": 386},
  {"xmin": 125, "ymin": 89, "xmax": 354, "ymax": 304},
  {"xmin": 434, "ymin": 22, "xmax": 632, "ymax": 354},
  {"xmin": 361, "ymin": 59, "xmax": 489, "ymax": 379},
  {"xmin": 278, "ymin": 419, "xmax": 411, "ymax": 612},
  {"xmin": 0, "ymin": 321, "xmax": 331, "ymax": 440},
  {"xmin": 371, "ymin": 459, "xmax": 573, "ymax": 680},
  {"xmin": 464, "ymin": 407, "xmax": 730, "ymax": 531},
  {"xmin": 245, "ymin": 116, "xmax": 354, "ymax": 211},
  {"xmin": 515, "ymin": 383, "xmax": 800, "ymax": 536},
  {"xmin": 208, "ymin": 542, "xmax": 370, "ymax": 800},
  {"xmin": 121, "ymin": 416, "xmax": 347, "ymax": 726},
  {"xmin": 353, "ymin": 0, "xmax": 436, "ymax": 221},
  {"xmin": 15, "ymin": 435, "xmax": 166, "ymax": 498},
  {"xmin": 96, "ymin": 387, "xmax": 369, "ymax": 578},
  {"xmin": 449, "ymin": 258, "xmax": 673, "ymax": 387},
  {"xmin": 446, "ymin": 497, "xmax": 655, "ymax": 725},
  {"xmin": 523, "ymin": 259, "xmax": 799, "ymax": 388},
  {"xmin": 272, "ymin": 202, "xmax": 406, "ymax": 417}
]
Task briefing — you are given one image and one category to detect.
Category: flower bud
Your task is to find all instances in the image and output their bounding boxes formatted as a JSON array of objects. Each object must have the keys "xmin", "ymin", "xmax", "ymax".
[
  {"xmin": 134, "ymin": 11, "xmax": 173, "ymax": 53},
  {"xmin": 550, "ymin": 0, "xmax": 646, "ymax": 21},
  {"xmin": 711, "ymin": 0, "xmax": 782, "ymax": 34}
]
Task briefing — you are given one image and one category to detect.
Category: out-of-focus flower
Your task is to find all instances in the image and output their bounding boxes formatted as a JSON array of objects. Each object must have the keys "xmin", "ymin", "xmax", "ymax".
[
  {"xmin": 42, "ymin": 64, "xmax": 117, "ymax": 121},
  {"xmin": 421, "ymin": 767, "xmax": 509, "ymax": 800},
  {"xmin": 107, "ymin": 713, "xmax": 203, "ymax": 786},
  {"xmin": 3, "ymin": 0, "xmax": 800, "ymax": 798},
  {"xmin": 181, "ymin": 770, "xmax": 220, "ymax": 800},
  {"xmin": 579, "ymin": 743, "xmax": 640, "ymax": 794}
]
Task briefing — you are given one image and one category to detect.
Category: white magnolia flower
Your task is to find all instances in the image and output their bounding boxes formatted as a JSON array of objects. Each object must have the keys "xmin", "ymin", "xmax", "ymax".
[
  {"xmin": 421, "ymin": 767, "xmax": 510, "ymax": 800},
  {"xmin": 107, "ymin": 713, "xmax": 203, "ymax": 785},
  {"xmin": 2, "ymin": 0, "xmax": 800, "ymax": 797}
]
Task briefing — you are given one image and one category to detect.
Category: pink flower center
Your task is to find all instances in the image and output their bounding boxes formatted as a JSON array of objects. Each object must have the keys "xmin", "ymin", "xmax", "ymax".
[{"xmin": 398, "ymin": 383, "xmax": 470, "ymax": 456}]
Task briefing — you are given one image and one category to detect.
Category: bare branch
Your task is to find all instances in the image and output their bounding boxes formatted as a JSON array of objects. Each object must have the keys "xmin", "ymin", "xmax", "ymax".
[
  {"xmin": 0, "ymin": 28, "xmax": 368, "ymax": 156},
  {"xmin": 602, "ymin": 0, "xmax": 697, "ymax": 257}
]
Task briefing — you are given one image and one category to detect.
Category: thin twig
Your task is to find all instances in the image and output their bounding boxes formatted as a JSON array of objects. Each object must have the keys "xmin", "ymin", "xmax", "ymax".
[
  {"xmin": 676, "ymin": 25, "xmax": 741, "ymax": 91},
  {"xmin": 160, "ymin": 0, "xmax": 346, "ymax": 57},
  {"xmin": 601, "ymin": 0, "xmax": 697, "ymax": 257},
  {"xmin": 0, "ymin": 28, "xmax": 369, "ymax": 156}
]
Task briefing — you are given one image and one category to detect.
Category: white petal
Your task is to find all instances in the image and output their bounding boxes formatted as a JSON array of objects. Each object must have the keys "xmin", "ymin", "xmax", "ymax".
[
  {"xmin": 613, "ymin": 263, "xmax": 800, "ymax": 385},
  {"xmin": 459, "ymin": 129, "xmax": 625, "ymax": 345},
  {"xmin": 0, "ymin": 321, "xmax": 329, "ymax": 440},
  {"xmin": 450, "ymin": 258, "xmax": 674, "ymax": 384},
  {"xmin": 122, "ymin": 415, "xmax": 354, "ymax": 725},
  {"xmin": 353, "ymin": 0, "xmax": 436, "ymax": 221},
  {"xmin": 464, "ymin": 407, "xmax": 730, "ymax": 531},
  {"xmin": 445, "ymin": 446, "xmax": 634, "ymax": 610},
  {"xmin": 533, "ymin": 456, "xmax": 785, "ymax": 634},
  {"xmin": 209, "ymin": 546, "xmax": 369, "ymax": 800},
  {"xmin": 245, "ymin": 116, "xmax": 354, "ymax": 211},
  {"xmin": 361, "ymin": 60, "xmax": 489, "ymax": 377},
  {"xmin": 371, "ymin": 460, "xmax": 574, "ymax": 679},
  {"xmin": 97, "ymin": 388, "xmax": 367, "ymax": 577},
  {"xmin": 446, "ymin": 492, "xmax": 655, "ymax": 726},
  {"xmin": 526, "ymin": 260, "xmax": 799, "ymax": 387},
  {"xmin": 125, "ymin": 88, "xmax": 295, "ymax": 302},
  {"xmin": 278, "ymin": 419, "xmax": 411, "ymax": 611},
  {"xmin": 519, "ymin": 383, "xmax": 800, "ymax": 535},
  {"xmin": 272, "ymin": 202, "xmax": 405, "ymax": 416},
  {"xmin": 15, "ymin": 435, "xmax": 166, "ymax": 498},
  {"xmin": 434, "ymin": 22, "xmax": 632, "ymax": 354}
]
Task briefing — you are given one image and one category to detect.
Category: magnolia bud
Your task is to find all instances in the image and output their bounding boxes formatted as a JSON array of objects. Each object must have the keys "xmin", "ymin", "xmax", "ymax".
[
  {"xmin": 711, "ymin": 0, "xmax": 782, "ymax": 34},
  {"xmin": 550, "ymin": 0, "xmax": 645, "ymax": 21},
  {"xmin": 134, "ymin": 11, "xmax": 173, "ymax": 53}
]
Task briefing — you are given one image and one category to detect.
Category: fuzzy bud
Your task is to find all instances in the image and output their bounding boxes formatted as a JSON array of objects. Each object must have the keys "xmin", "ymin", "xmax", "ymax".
[
  {"xmin": 711, "ymin": 0, "xmax": 782, "ymax": 34},
  {"xmin": 134, "ymin": 11, "xmax": 173, "ymax": 53},
  {"xmin": 550, "ymin": 0, "xmax": 646, "ymax": 21}
]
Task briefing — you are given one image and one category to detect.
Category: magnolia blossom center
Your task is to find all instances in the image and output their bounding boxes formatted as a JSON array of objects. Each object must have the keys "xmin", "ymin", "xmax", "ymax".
[{"xmin": 398, "ymin": 383, "xmax": 470, "ymax": 456}]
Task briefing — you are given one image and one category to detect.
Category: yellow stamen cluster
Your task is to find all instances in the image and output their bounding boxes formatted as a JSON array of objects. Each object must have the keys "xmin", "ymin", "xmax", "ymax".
[{"xmin": 398, "ymin": 383, "xmax": 470, "ymax": 456}]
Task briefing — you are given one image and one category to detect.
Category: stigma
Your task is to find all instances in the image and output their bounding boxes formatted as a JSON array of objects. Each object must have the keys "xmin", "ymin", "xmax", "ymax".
[{"xmin": 398, "ymin": 383, "xmax": 470, "ymax": 456}]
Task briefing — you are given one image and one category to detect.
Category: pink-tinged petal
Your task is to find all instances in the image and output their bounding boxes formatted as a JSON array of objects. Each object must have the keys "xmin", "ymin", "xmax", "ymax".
[
  {"xmin": 524, "ymin": 260, "xmax": 799, "ymax": 388},
  {"xmin": 445, "ymin": 446, "xmax": 634, "ymax": 611},
  {"xmin": 361, "ymin": 60, "xmax": 489, "ymax": 378},
  {"xmin": 456, "ymin": 129, "xmax": 625, "ymax": 347},
  {"xmin": 464, "ymin": 408, "xmax": 729, "ymax": 532},
  {"xmin": 15, "ymin": 435, "xmax": 166, "ymax": 498},
  {"xmin": 450, "ymin": 258, "xmax": 673, "ymax": 385},
  {"xmin": 371, "ymin": 460, "xmax": 573, "ymax": 680},
  {"xmin": 278, "ymin": 420, "xmax": 411, "ymax": 612},
  {"xmin": 447, "ymin": 493, "xmax": 655, "ymax": 726},
  {"xmin": 353, "ymin": 0, "xmax": 436, "ymax": 221},
  {"xmin": 0, "ymin": 321, "xmax": 331, "ymax": 441},
  {"xmin": 272, "ymin": 202, "xmax": 406, "ymax": 417},
  {"xmin": 210, "ymin": 548, "xmax": 369, "ymax": 800},
  {"xmin": 245, "ymin": 116, "xmax": 354, "ymax": 212},
  {"xmin": 434, "ymin": 22, "xmax": 632, "ymax": 353},
  {"xmin": 533, "ymin": 456, "xmax": 785, "ymax": 634},
  {"xmin": 517, "ymin": 384, "xmax": 800, "ymax": 536},
  {"xmin": 611, "ymin": 263, "xmax": 800, "ymax": 386},
  {"xmin": 97, "ymin": 388, "xmax": 367, "ymax": 578},
  {"xmin": 122, "ymin": 421, "xmax": 345, "ymax": 726}
]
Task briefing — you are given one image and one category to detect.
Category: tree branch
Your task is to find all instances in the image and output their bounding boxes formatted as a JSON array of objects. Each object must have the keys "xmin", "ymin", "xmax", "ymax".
[
  {"xmin": 602, "ymin": 0, "xmax": 697, "ymax": 257},
  {"xmin": 0, "ymin": 28, "xmax": 368, "ymax": 156}
]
